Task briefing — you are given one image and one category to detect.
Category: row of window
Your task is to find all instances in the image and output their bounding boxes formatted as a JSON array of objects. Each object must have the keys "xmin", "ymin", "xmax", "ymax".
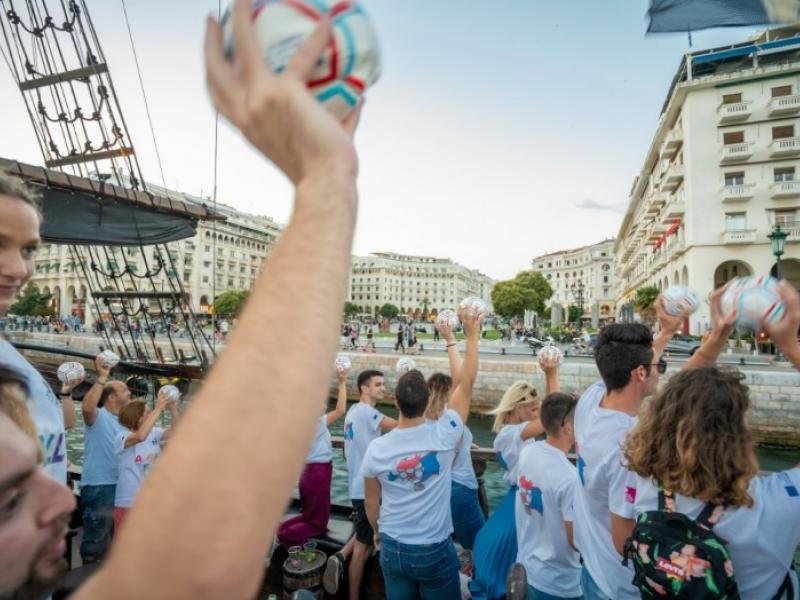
[
  {"xmin": 725, "ymin": 209, "xmax": 797, "ymax": 231},
  {"xmin": 722, "ymin": 124, "xmax": 797, "ymax": 145},
  {"xmin": 724, "ymin": 166, "xmax": 796, "ymax": 185},
  {"xmin": 721, "ymin": 85, "xmax": 795, "ymax": 106}
]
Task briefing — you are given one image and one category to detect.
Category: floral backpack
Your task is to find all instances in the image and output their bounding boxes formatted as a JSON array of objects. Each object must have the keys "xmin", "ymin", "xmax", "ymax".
[{"xmin": 622, "ymin": 487, "xmax": 740, "ymax": 599}]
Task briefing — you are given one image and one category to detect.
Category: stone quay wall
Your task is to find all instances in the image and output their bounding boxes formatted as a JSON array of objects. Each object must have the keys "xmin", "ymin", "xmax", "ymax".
[{"xmin": 9, "ymin": 333, "xmax": 800, "ymax": 447}]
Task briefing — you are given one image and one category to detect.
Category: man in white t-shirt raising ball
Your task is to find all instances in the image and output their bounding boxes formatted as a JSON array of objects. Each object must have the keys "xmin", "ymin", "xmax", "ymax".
[{"xmin": 361, "ymin": 307, "xmax": 483, "ymax": 599}]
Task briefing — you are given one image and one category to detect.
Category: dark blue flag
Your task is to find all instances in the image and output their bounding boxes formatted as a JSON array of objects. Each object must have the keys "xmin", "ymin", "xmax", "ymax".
[{"xmin": 648, "ymin": 0, "xmax": 800, "ymax": 32}]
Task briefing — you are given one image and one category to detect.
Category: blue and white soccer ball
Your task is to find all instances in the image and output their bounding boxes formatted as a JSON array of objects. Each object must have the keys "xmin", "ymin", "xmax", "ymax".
[
  {"xmin": 57, "ymin": 361, "xmax": 85, "ymax": 385},
  {"xmin": 459, "ymin": 297, "xmax": 488, "ymax": 315},
  {"xmin": 98, "ymin": 350, "xmax": 120, "ymax": 369},
  {"xmin": 720, "ymin": 276, "xmax": 786, "ymax": 331},
  {"xmin": 436, "ymin": 309, "xmax": 460, "ymax": 330},
  {"xmin": 222, "ymin": 0, "xmax": 381, "ymax": 120},
  {"xmin": 662, "ymin": 285, "xmax": 700, "ymax": 317},
  {"xmin": 396, "ymin": 356, "xmax": 416, "ymax": 375},
  {"xmin": 334, "ymin": 355, "xmax": 352, "ymax": 372},
  {"xmin": 159, "ymin": 385, "xmax": 181, "ymax": 402}
]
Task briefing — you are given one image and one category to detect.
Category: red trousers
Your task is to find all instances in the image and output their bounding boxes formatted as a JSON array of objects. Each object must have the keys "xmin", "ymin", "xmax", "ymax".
[{"xmin": 278, "ymin": 461, "xmax": 333, "ymax": 547}]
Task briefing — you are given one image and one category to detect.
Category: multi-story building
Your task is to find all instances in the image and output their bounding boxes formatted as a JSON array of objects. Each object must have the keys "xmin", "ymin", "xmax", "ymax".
[
  {"xmin": 348, "ymin": 252, "xmax": 494, "ymax": 319},
  {"xmin": 615, "ymin": 27, "xmax": 800, "ymax": 333},
  {"xmin": 531, "ymin": 239, "xmax": 616, "ymax": 321},
  {"xmin": 30, "ymin": 181, "xmax": 282, "ymax": 322}
]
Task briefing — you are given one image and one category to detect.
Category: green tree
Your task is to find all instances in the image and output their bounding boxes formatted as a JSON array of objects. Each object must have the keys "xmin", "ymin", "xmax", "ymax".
[
  {"xmin": 379, "ymin": 303, "xmax": 400, "ymax": 319},
  {"xmin": 344, "ymin": 301, "xmax": 360, "ymax": 318},
  {"xmin": 491, "ymin": 271, "xmax": 554, "ymax": 319},
  {"xmin": 9, "ymin": 283, "xmax": 53, "ymax": 316},
  {"xmin": 567, "ymin": 304, "xmax": 581, "ymax": 324},
  {"xmin": 634, "ymin": 285, "xmax": 660, "ymax": 326},
  {"xmin": 214, "ymin": 290, "xmax": 250, "ymax": 317}
]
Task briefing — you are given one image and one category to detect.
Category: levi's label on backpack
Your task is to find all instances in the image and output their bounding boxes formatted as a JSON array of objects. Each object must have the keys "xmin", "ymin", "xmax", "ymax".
[{"xmin": 623, "ymin": 487, "xmax": 740, "ymax": 599}]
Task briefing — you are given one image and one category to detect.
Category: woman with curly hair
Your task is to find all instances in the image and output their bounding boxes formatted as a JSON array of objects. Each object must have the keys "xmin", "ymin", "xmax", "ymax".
[{"xmin": 624, "ymin": 281, "xmax": 800, "ymax": 600}]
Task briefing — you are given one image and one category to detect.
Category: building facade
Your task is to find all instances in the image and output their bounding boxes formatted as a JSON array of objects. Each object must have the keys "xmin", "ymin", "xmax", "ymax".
[
  {"xmin": 30, "ymin": 181, "xmax": 282, "ymax": 322},
  {"xmin": 348, "ymin": 252, "xmax": 494, "ymax": 319},
  {"xmin": 531, "ymin": 239, "xmax": 616, "ymax": 321},
  {"xmin": 615, "ymin": 27, "xmax": 800, "ymax": 334}
]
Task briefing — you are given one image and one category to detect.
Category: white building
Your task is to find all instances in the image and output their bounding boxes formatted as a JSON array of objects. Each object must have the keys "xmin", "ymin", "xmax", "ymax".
[
  {"xmin": 30, "ymin": 181, "xmax": 282, "ymax": 321},
  {"xmin": 348, "ymin": 252, "xmax": 494, "ymax": 319},
  {"xmin": 615, "ymin": 27, "xmax": 800, "ymax": 333},
  {"xmin": 531, "ymin": 239, "xmax": 616, "ymax": 321}
]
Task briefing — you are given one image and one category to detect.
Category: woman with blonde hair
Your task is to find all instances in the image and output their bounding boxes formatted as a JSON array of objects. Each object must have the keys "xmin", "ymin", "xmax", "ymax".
[
  {"xmin": 471, "ymin": 363, "xmax": 560, "ymax": 600},
  {"xmin": 0, "ymin": 365, "xmax": 38, "ymax": 443}
]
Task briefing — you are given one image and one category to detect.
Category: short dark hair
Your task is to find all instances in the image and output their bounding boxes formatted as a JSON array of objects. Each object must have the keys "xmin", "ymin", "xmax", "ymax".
[
  {"xmin": 540, "ymin": 392, "xmax": 578, "ymax": 437},
  {"xmin": 395, "ymin": 370, "xmax": 429, "ymax": 418},
  {"xmin": 594, "ymin": 323, "xmax": 654, "ymax": 392},
  {"xmin": 357, "ymin": 369, "xmax": 383, "ymax": 394}
]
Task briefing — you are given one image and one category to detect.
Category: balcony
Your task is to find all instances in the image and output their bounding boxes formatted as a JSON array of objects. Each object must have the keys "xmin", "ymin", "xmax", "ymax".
[
  {"xmin": 661, "ymin": 129, "xmax": 684, "ymax": 158},
  {"xmin": 721, "ymin": 142, "xmax": 754, "ymax": 163},
  {"xmin": 771, "ymin": 180, "xmax": 800, "ymax": 199},
  {"xmin": 721, "ymin": 183, "xmax": 756, "ymax": 203},
  {"xmin": 770, "ymin": 137, "xmax": 800, "ymax": 158},
  {"xmin": 661, "ymin": 164, "xmax": 685, "ymax": 191},
  {"xmin": 773, "ymin": 221, "xmax": 800, "ymax": 242},
  {"xmin": 768, "ymin": 94, "xmax": 800, "ymax": 117},
  {"xmin": 722, "ymin": 229, "xmax": 757, "ymax": 244},
  {"xmin": 661, "ymin": 200, "xmax": 686, "ymax": 224},
  {"xmin": 718, "ymin": 101, "xmax": 753, "ymax": 123}
]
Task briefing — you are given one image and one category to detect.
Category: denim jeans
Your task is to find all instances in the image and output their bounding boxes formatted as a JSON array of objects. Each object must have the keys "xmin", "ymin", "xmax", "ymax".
[
  {"xmin": 580, "ymin": 566, "xmax": 611, "ymax": 600},
  {"xmin": 80, "ymin": 484, "xmax": 116, "ymax": 561},
  {"xmin": 528, "ymin": 584, "xmax": 583, "ymax": 600},
  {"xmin": 451, "ymin": 481, "xmax": 485, "ymax": 551},
  {"xmin": 379, "ymin": 534, "xmax": 461, "ymax": 600}
]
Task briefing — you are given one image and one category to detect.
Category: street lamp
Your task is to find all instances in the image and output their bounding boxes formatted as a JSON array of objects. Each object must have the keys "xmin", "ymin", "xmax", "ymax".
[
  {"xmin": 768, "ymin": 225, "xmax": 788, "ymax": 279},
  {"xmin": 570, "ymin": 280, "xmax": 585, "ymax": 329}
]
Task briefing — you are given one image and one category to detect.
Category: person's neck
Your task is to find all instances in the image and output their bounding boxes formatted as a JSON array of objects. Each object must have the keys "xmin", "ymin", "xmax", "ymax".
[
  {"xmin": 545, "ymin": 434, "xmax": 572, "ymax": 455},
  {"xmin": 600, "ymin": 385, "xmax": 642, "ymax": 417},
  {"xmin": 397, "ymin": 415, "xmax": 425, "ymax": 429},
  {"xmin": 359, "ymin": 395, "xmax": 376, "ymax": 407}
]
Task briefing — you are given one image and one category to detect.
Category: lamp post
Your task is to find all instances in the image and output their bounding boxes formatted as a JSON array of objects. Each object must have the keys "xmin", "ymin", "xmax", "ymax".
[
  {"xmin": 570, "ymin": 280, "xmax": 586, "ymax": 329},
  {"xmin": 768, "ymin": 225, "xmax": 788, "ymax": 279}
]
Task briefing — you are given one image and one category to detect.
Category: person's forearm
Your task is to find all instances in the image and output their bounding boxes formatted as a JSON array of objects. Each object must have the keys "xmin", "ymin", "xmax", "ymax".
[
  {"xmin": 82, "ymin": 375, "xmax": 107, "ymax": 418},
  {"xmin": 784, "ymin": 343, "xmax": 800, "ymax": 371},
  {"xmin": 544, "ymin": 368, "xmax": 560, "ymax": 396},
  {"xmin": 128, "ymin": 406, "xmax": 165, "ymax": 446},
  {"xmin": 685, "ymin": 330, "xmax": 728, "ymax": 369},
  {"xmin": 446, "ymin": 340, "xmax": 462, "ymax": 387},
  {"xmin": 449, "ymin": 333, "xmax": 478, "ymax": 422},
  {"xmin": 328, "ymin": 380, "xmax": 347, "ymax": 425},
  {"xmin": 96, "ymin": 174, "xmax": 357, "ymax": 598},
  {"xmin": 61, "ymin": 396, "xmax": 76, "ymax": 429},
  {"xmin": 652, "ymin": 330, "xmax": 675, "ymax": 360}
]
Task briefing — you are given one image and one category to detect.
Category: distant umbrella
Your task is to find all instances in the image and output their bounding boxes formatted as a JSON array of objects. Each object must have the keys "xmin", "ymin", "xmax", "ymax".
[{"xmin": 648, "ymin": 0, "xmax": 800, "ymax": 33}]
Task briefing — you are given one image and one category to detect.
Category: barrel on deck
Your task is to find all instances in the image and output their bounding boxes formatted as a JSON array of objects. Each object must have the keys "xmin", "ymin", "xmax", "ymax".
[{"xmin": 282, "ymin": 549, "xmax": 326, "ymax": 600}]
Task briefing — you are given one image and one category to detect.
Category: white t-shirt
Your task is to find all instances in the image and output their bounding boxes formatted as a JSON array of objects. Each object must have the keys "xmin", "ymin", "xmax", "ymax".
[
  {"xmin": 572, "ymin": 380, "xmax": 639, "ymax": 600},
  {"xmin": 494, "ymin": 422, "xmax": 530, "ymax": 487},
  {"xmin": 451, "ymin": 425, "xmax": 478, "ymax": 490},
  {"xmin": 114, "ymin": 427, "xmax": 165, "ymax": 508},
  {"xmin": 360, "ymin": 410, "xmax": 464, "ymax": 545},
  {"xmin": 344, "ymin": 402, "xmax": 385, "ymax": 500},
  {"xmin": 0, "ymin": 339, "xmax": 67, "ymax": 483},
  {"xmin": 634, "ymin": 469, "xmax": 800, "ymax": 600},
  {"xmin": 306, "ymin": 415, "xmax": 333, "ymax": 464},
  {"xmin": 515, "ymin": 441, "xmax": 582, "ymax": 598}
]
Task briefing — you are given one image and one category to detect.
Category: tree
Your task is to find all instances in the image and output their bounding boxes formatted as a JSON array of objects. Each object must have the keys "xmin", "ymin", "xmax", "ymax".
[
  {"xmin": 214, "ymin": 290, "xmax": 250, "ymax": 317},
  {"xmin": 634, "ymin": 285, "xmax": 660, "ymax": 326},
  {"xmin": 9, "ymin": 283, "xmax": 53, "ymax": 316},
  {"xmin": 379, "ymin": 303, "xmax": 400, "ymax": 319},
  {"xmin": 344, "ymin": 302, "xmax": 360, "ymax": 318},
  {"xmin": 567, "ymin": 304, "xmax": 581, "ymax": 324},
  {"xmin": 491, "ymin": 271, "xmax": 553, "ymax": 319}
]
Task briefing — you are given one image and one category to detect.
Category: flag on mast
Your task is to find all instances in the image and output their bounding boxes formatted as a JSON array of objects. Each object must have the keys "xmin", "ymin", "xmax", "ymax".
[{"xmin": 648, "ymin": 0, "xmax": 800, "ymax": 33}]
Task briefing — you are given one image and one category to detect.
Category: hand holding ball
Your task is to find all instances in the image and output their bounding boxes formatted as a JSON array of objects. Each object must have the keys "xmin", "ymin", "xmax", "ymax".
[
  {"xmin": 459, "ymin": 297, "xmax": 488, "ymax": 316},
  {"xmin": 57, "ymin": 362, "xmax": 85, "ymax": 385},
  {"xmin": 662, "ymin": 285, "xmax": 699, "ymax": 317},
  {"xmin": 720, "ymin": 276, "xmax": 786, "ymax": 331},
  {"xmin": 334, "ymin": 355, "xmax": 352, "ymax": 373},
  {"xmin": 396, "ymin": 356, "xmax": 416, "ymax": 375},
  {"xmin": 537, "ymin": 345, "xmax": 563, "ymax": 369},
  {"xmin": 159, "ymin": 385, "xmax": 181, "ymax": 403},
  {"xmin": 98, "ymin": 350, "xmax": 120, "ymax": 369}
]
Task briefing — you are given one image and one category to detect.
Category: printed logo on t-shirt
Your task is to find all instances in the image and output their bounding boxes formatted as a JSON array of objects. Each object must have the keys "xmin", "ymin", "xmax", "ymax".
[
  {"xmin": 779, "ymin": 472, "xmax": 799, "ymax": 497},
  {"xmin": 518, "ymin": 475, "xmax": 543, "ymax": 515},
  {"xmin": 40, "ymin": 433, "xmax": 65, "ymax": 467},
  {"xmin": 576, "ymin": 454, "xmax": 586, "ymax": 486},
  {"xmin": 388, "ymin": 452, "xmax": 440, "ymax": 491},
  {"xmin": 344, "ymin": 422, "xmax": 354, "ymax": 441},
  {"xmin": 625, "ymin": 486, "xmax": 637, "ymax": 504},
  {"xmin": 134, "ymin": 452, "xmax": 159, "ymax": 474}
]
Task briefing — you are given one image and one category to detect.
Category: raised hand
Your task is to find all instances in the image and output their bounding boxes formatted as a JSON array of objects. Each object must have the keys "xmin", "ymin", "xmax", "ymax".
[
  {"xmin": 708, "ymin": 285, "xmax": 737, "ymax": 339},
  {"xmin": 94, "ymin": 354, "xmax": 112, "ymax": 380},
  {"xmin": 655, "ymin": 296, "xmax": 683, "ymax": 337},
  {"xmin": 457, "ymin": 305, "xmax": 484, "ymax": 339},
  {"xmin": 435, "ymin": 320, "xmax": 456, "ymax": 342},
  {"xmin": 336, "ymin": 366, "xmax": 349, "ymax": 384},
  {"xmin": 156, "ymin": 388, "xmax": 171, "ymax": 410},
  {"xmin": 762, "ymin": 280, "xmax": 800, "ymax": 357}
]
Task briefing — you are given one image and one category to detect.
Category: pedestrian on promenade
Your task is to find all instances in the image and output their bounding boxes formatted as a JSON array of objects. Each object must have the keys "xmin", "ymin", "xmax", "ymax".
[{"xmin": 395, "ymin": 323, "xmax": 405, "ymax": 353}]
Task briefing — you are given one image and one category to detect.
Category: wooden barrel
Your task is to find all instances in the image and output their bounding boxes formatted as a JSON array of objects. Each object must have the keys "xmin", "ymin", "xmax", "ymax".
[{"xmin": 282, "ymin": 549, "xmax": 326, "ymax": 600}]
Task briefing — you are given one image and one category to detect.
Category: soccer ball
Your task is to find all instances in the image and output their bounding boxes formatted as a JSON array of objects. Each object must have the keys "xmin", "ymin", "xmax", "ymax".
[
  {"xmin": 159, "ymin": 384, "xmax": 181, "ymax": 402},
  {"xmin": 459, "ymin": 297, "xmax": 488, "ymax": 315},
  {"xmin": 537, "ymin": 345, "xmax": 563, "ymax": 369},
  {"xmin": 396, "ymin": 356, "xmax": 416, "ymax": 375},
  {"xmin": 57, "ymin": 361, "xmax": 85, "ymax": 385},
  {"xmin": 98, "ymin": 350, "xmax": 120, "ymax": 369},
  {"xmin": 662, "ymin": 285, "xmax": 700, "ymax": 317},
  {"xmin": 436, "ymin": 309, "xmax": 460, "ymax": 330},
  {"xmin": 334, "ymin": 355, "xmax": 352, "ymax": 372},
  {"xmin": 222, "ymin": 0, "xmax": 381, "ymax": 120},
  {"xmin": 720, "ymin": 276, "xmax": 786, "ymax": 331}
]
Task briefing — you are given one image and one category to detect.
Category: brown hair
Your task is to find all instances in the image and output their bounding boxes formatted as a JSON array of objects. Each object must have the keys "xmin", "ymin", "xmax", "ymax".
[
  {"xmin": 0, "ymin": 366, "xmax": 39, "ymax": 446},
  {"xmin": 425, "ymin": 372, "xmax": 452, "ymax": 420},
  {"xmin": 624, "ymin": 367, "xmax": 758, "ymax": 508},
  {"xmin": 0, "ymin": 170, "xmax": 42, "ymax": 218},
  {"xmin": 540, "ymin": 392, "xmax": 578, "ymax": 437},
  {"xmin": 118, "ymin": 400, "xmax": 147, "ymax": 431}
]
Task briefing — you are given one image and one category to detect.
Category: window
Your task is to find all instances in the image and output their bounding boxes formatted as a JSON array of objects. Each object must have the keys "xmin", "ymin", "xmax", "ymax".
[
  {"xmin": 723, "ymin": 131, "xmax": 744, "ymax": 145},
  {"xmin": 775, "ymin": 167, "xmax": 796, "ymax": 182},
  {"xmin": 205, "ymin": 245, "xmax": 211, "ymax": 252},
  {"xmin": 724, "ymin": 171, "xmax": 745, "ymax": 186},
  {"xmin": 602, "ymin": 263, "xmax": 610, "ymax": 272},
  {"xmin": 202, "ymin": 276, "xmax": 209, "ymax": 283},
  {"xmin": 603, "ymin": 275, "xmax": 609, "ymax": 283},
  {"xmin": 773, "ymin": 125, "xmax": 795, "ymax": 140},
  {"xmin": 774, "ymin": 210, "xmax": 797, "ymax": 227},
  {"xmin": 725, "ymin": 212, "xmax": 747, "ymax": 231},
  {"xmin": 722, "ymin": 93, "xmax": 742, "ymax": 104},
  {"xmin": 772, "ymin": 85, "xmax": 792, "ymax": 98}
]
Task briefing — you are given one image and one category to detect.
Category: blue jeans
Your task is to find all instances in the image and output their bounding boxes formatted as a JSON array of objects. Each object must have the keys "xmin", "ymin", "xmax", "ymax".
[
  {"xmin": 528, "ymin": 584, "xmax": 583, "ymax": 600},
  {"xmin": 451, "ymin": 481, "xmax": 485, "ymax": 551},
  {"xmin": 379, "ymin": 534, "xmax": 461, "ymax": 600},
  {"xmin": 580, "ymin": 566, "xmax": 611, "ymax": 600},
  {"xmin": 80, "ymin": 484, "xmax": 116, "ymax": 561}
]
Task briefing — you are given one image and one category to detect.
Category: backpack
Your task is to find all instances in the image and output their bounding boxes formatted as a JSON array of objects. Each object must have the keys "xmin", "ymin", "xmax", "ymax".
[{"xmin": 622, "ymin": 487, "xmax": 740, "ymax": 599}]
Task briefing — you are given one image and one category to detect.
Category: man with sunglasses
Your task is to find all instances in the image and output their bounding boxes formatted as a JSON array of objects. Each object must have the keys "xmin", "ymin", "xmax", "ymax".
[{"xmin": 514, "ymin": 392, "xmax": 582, "ymax": 600}]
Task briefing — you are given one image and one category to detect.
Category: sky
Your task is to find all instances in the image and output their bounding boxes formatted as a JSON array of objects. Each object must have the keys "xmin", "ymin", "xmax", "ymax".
[{"xmin": 0, "ymin": 1, "xmax": 765, "ymax": 281}]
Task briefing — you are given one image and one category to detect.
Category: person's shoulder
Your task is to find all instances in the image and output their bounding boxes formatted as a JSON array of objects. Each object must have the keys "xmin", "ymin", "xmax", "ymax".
[
  {"xmin": 439, "ymin": 409, "xmax": 463, "ymax": 428},
  {"xmin": 753, "ymin": 468, "xmax": 800, "ymax": 504}
]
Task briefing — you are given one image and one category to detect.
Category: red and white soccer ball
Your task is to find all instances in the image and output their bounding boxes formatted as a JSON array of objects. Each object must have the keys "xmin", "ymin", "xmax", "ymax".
[
  {"xmin": 57, "ymin": 361, "xmax": 85, "ymax": 385},
  {"xmin": 396, "ymin": 356, "xmax": 416, "ymax": 375},
  {"xmin": 436, "ymin": 309, "xmax": 460, "ymax": 330},
  {"xmin": 222, "ymin": 0, "xmax": 381, "ymax": 120},
  {"xmin": 720, "ymin": 276, "xmax": 786, "ymax": 331},
  {"xmin": 662, "ymin": 285, "xmax": 700, "ymax": 318},
  {"xmin": 98, "ymin": 350, "xmax": 120, "ymax": 369},
  {"xmin": 334, "ymin": 355, "xmax": 352, "ymax": 372},
  {"xmin": 459, "ymin": 297, "xmax": 488, "ymax": 316},
  {"xmin": 537, "ymin": 345, "xmax": 563, "ymax": 369}
]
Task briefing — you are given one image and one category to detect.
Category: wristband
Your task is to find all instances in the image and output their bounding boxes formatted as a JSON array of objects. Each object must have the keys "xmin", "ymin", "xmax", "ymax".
[
  {"xmin": 59, "ymin": 391, "xmax": 72, "ymax": 398},
  {"xmin": 446, "ymin": 343, "xmax": 457, "ymax": 348},
  {"xmin": 96, "ymin": 379, "xmax": 108, "ymax": 386}
]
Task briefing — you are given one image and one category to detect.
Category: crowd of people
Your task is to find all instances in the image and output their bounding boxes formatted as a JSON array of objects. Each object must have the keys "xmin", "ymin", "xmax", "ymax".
[
  {"xmin": 1, "ymin": 314, "xmax": 84, "ymax": 334},
  {"xmin": 1, "ymin": 4, "xmax": 800, "ymax": 599}
]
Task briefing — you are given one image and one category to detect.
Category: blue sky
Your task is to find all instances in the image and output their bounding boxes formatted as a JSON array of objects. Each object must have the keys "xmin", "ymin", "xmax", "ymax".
[{"xmin": 0, "ymin": 1, "xmax": 764, "ymax": 280}]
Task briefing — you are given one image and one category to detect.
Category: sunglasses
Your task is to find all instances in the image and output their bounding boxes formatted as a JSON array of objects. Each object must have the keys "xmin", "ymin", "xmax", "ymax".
[{"xmin": 641, "ymin": 357, "xmax": 668, "ymax": 375}]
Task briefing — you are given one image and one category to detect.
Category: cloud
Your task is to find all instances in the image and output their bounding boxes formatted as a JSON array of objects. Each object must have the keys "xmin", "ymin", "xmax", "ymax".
[{"xmin": 573, "ymin": 198, "xmax": 625, "ymax": 213}]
